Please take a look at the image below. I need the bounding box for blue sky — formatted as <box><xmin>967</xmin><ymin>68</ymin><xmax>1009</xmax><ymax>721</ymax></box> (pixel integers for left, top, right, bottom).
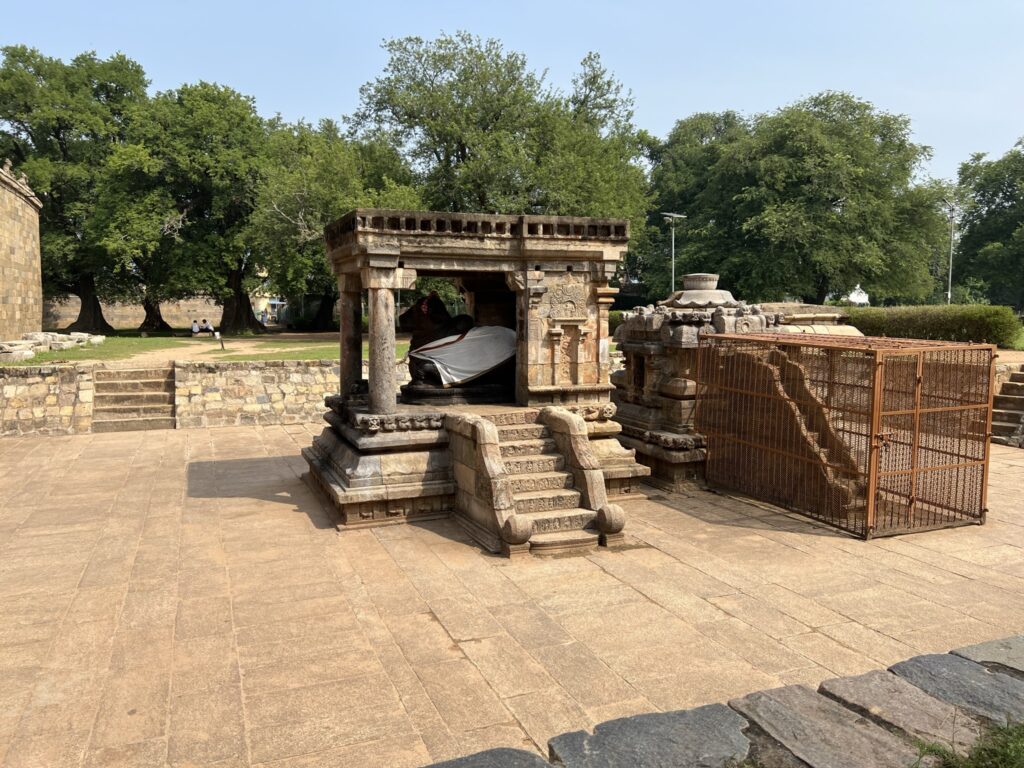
<box><xmin>4</xmin><ymin>0</ymin><xmax>1021</xmax><ymax>181</ymax></box>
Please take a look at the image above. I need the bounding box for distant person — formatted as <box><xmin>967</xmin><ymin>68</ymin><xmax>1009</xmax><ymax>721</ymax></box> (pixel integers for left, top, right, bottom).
<box><xmin>191</xmin><ymin>319</ymin><xmax>200</xmax><ymax>335</ymax></box>
<box><xmin>199</xmin><ymin>319</ymin><xmax>214</xmax><ymax>335</ymax></box>
<box><xmin>260</xmin><ymin>308</ymin><xmax>268</xmax><ymax>325</ymax></box>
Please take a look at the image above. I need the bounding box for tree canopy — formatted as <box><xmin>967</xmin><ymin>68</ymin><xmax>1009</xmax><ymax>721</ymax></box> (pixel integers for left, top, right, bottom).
<box><xmin>1</xmin><ymin>37</ymin><xmax>1019</xmax><ymax>334</ymax></box>
<box><xmin>957</xmin><ymin>140</ymin><xmax>1024</xmax><ymax>310</ymax></box>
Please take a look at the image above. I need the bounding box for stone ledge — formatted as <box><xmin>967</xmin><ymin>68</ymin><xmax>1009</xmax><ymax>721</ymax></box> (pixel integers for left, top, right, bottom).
<box><xmin>423</xmin><ymin>634</ymin><xmax>1024</xmax><ymax>767</ymax></box>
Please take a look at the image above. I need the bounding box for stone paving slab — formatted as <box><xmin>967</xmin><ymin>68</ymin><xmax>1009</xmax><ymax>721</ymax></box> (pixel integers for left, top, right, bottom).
<box><xmin>952</xmin><ymin>635</ymin><xmax>1024</xmax><ymax>676</ymax></box>
<box><xmin>548</xmin><ymin>704</ymin><xmax>749</xmax><ymax>768</ymax></box>
<box><xmin>889</xmin><ymin>652</ymin><xmax>1024</xmax><ymax>723</ymax></box>
<box><xmin>730</xmin><ymin>684</ymin><xmax>921</xmax><ymax>768</ymax></box>
<box><xmin>819</xmin><ymin>669</ymin><xmax>981</xmax><ymax>754</ymax></box>
<box><xmin>0</xmin><ymin>429</ymin><xmax>1022</xmax><ymax>767</ymax></box>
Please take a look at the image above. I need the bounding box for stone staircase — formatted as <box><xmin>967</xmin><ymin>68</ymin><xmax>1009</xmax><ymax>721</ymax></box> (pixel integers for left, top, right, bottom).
<box><xmin>486</xmin><ymin>410</ymin><xmax>601</xmax><ymax>554</ymax></box>
<box><xmin>92</xmin><ymin>365</ymin><xmax>176</xmax><ymax>433</ymax></box>
<box><xmin>993</xmin><ymin>364</ymin><xmax>1024</xmax><ymax>447</ymax></box>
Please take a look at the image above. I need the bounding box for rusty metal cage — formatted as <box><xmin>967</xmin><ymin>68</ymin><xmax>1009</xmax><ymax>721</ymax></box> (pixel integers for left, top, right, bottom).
<box><xmin>695</xmin><ymin>333</ymin><xmax>995</xmax><ymax>538</ymax></box>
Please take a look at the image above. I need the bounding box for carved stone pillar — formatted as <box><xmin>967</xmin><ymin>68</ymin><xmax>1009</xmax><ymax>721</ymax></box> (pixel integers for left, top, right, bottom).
<box><xmin>362</xmin><ymin>265</ymin><xmax>416</xmax><ymax>414</ymax></box>
<box><xmin>338</xmin><ymin>273</ymin><xmax>362</xmax><ymax>397</ymax></box>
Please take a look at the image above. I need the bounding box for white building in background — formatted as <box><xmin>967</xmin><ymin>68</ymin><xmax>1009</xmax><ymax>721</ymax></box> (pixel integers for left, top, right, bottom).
<box><xmin>844</xmin><ymin>285</ymin><xmax>870</xmax><ymax>306</ymax></box>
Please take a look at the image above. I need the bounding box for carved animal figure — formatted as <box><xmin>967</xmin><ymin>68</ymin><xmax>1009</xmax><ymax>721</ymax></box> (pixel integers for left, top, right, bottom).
<box><xmin>399</xmin><ymin>292</ymin><xmax>474</xmax><ymax>385</ymax></box>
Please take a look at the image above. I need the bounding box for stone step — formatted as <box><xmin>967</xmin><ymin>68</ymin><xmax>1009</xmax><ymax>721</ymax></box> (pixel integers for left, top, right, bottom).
<box><xmin>92</xmin><ymin>416</ymin><xmax>176</xmax><ymax>433</ymax></box>
<box><xmin>94</xmin><ymin>367</ymin><xmax>173</xmax><ymax>382</ymax></box>
<box><xmin>504</xmin><ymin>455</ymin><xmax>565</xmax><ymax>475</ymax></box>
<box><xmin>93</xmin><ymin>404</ymin><xmax>175</xmax><ymax>420</ymax></box>
<box><xmin>94</xmin><ymin>392</ymin><xmax>174</xmax><ymax>406</ymax></box>
<box><xmin>1011</xmin><ymin>371</ymin><xmax>1024</xmax><ymax>382</ymax></box>
<box><xmin>994</xmin><ymin>393</ymin><xmax>1024</xmax><ymax>410</ymax></box>
<box><xmin>481</xmin><ymin>409</ymin><xmax>542</xmax><ymax>426</ymax></box>
<box><xmin>992</xmin><ymin>421</ymin><xmax>1021</xmax><ymax>437</ymax></box>
<box><xmin>94</xmin><ymin>378</ymin><xmax>175</xmax><ymax>394</ymax></box>
<box><xmin>1002</xmin><ymin>381</ymin><xmax>1024</xmax><ymax>396</ymax></box>
<box><xmin>508</xmin><ymin>471</ymin><xmax>574</xmax><ymax>494</ymax></box>
<box><xmin>496</xmin><ymin>423</ymin><xmax>548</xmax><ymax>440</ymax></box>
<box><xmin>521</xmin><ymin>507</ymin><xmax>596</xmax><ymax>534</ymax></box>
<box><xmin>499</xmin><ymin>438</ymin><xmax>557</xmax><ymax>458</ymax></box>
<box><xmin>528</xmin><ymin>528</ymin><xmax>599</xmax><ymax>554</ymax></box>
<box><xmin>513</xmin><ymin>488</ymin><xmax>581</xmax><ymax>515</ymax></box>
<box><xmin>993</xmin><ymin>408</ymin><xmax>1024</xmax><ymax>425</ymax></box>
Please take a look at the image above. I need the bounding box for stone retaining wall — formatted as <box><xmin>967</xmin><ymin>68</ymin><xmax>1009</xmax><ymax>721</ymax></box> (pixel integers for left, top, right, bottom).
<box><xmin>173</xmin><ymin>360</ymin><xmax>339</xmax><ymax>428</ymax></box>
<box><xmin>0</xmin><ymin>160</ymin><xmax>43</xmax><ymax>339</ymax></box>
<box><xmin>44</xmin><ymin>297</ymin><xmax>226</xmax><ymax>331</ymax></box>
<box><xmin>0</xmin><ymin>365</ymin><xmax>93</xmax><ymax>436</ymax></box>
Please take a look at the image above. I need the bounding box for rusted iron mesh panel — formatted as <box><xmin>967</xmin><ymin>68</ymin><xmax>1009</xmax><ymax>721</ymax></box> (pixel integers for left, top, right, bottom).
<box><xmin>695</xmin><ymin>334</ymin><xmax>993</xmax><ymax>538</ymax></box>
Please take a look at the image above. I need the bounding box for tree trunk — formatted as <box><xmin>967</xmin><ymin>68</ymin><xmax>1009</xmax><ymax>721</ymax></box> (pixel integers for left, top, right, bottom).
<box><xmin>138</xmin><ymin>296</ymin><xmax>172</xmax><ymax>332</ymax></box>
<box><xmin>218</xmin><ymin>268</ymin><xmax>266</xmax><ymax>335</ymax></box>
<box><xmin>309</xmin><ymin>287</ymin><xmax>339</xmax><ymax>331</ymax></box>
<box><xmin>66</xmin><ymin>274</ymin><xmax>115</xmax><ymax>334</ymax></box>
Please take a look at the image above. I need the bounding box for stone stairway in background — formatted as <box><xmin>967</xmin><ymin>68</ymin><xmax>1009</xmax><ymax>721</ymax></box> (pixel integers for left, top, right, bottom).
<box><xmin>92</xmin><ymin>365</ymin><xmax>176</xmax><ymax>433</ymax></box>
<box><xmin>992</xmin><ymin>364</ymin><xmax>1024</xmax><ymax>447</ymax></box>
<box><xmin>485</xmin><ymin>410</ymin><xmax>601</xmax><ymax>554</ymax></box>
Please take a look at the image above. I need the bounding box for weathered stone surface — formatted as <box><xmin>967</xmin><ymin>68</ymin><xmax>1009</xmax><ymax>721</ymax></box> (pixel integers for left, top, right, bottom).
<box><xmin>548</xmin><ymin>704</ymin><xmax>749</xmax><ymax>768</ymax></box>
<box><xmin>426</xmin><ymin>747</ymin><xmax>550</xmax><ymax>767</ymax></box>
<box><xmin>0</xmin><ymin>159</ymin><xmax>42</xmax><ymax>339</ymax></box>
<box><xmin>819</xmin><ymin>669</ymin><xmax>981</xmax><ymax>754</ymax></box>
<box><xmin>890</xmin><ymin>653</ymin><xmax>1024</xmax><ymax>723</ymax></box>
<box><xmin>952</xmin><ymin>635</ymin><xmax>1024</xmax><ymax>676</ymax></box>
<box><xmin>730</xmin><ymin>685</ymin><xmax>921</xmax><ymax>768</ymax></box>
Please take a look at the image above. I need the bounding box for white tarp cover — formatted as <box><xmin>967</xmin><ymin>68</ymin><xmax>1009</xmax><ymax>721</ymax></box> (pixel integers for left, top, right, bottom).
<box><xmin>409</xmin><ymin>326</ymin><xmax>516</xmax><ymax>387</ymax></box>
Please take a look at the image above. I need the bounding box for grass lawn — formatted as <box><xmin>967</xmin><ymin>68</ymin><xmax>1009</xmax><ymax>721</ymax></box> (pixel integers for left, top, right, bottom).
<box><xmin>210</xmin><ymin>340</ymin><xmax>411</xmax><ymax>362</ymax></box>
<box><xmin>1</xmin><ymin>336</ymin><xmax>191</xmax><ymax>367</ymax></box>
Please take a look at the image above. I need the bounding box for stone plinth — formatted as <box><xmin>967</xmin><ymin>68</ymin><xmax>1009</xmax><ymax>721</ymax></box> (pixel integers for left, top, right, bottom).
<box><xmin>0</xmin><ymin>160</ymin><xmax>43</xmax><ymax>339</ymax></box>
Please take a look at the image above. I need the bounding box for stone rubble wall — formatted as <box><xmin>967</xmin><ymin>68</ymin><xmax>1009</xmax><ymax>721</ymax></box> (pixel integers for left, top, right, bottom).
<box><xmin>0</xmin><ymin>161</ymin><xmax>43</xmax><ymax>339</ymax></box>
<box><xmin>172</xmin><ymin>361</ymin><xmax>339</xmax><ymax>429</ymax></box>
<box><xmin>0</xmin><ymin>365</ymin><xmax>93</xmax><ymax>436</ymax></box>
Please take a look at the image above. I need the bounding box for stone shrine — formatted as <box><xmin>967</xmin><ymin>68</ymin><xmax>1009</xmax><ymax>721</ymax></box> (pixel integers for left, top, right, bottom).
<box><xmin>303</xmin><ymin>210</ymin><xmax>650</xmax><ymax>556</ymax></box>
<box><xmin>612</xmin><ymin>274</ymin><xmax>864</xmax><ymax>489</ymax></box>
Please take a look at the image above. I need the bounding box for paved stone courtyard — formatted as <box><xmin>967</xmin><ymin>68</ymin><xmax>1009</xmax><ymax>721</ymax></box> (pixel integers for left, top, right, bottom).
<box><xmin>0</xmin><ymin>426</ymin><xmax>1021</xmax><ymax>767</ymax></box>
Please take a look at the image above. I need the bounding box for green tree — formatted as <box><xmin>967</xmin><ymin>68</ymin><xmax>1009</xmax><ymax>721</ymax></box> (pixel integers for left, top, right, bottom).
<box><xmin>957</xmin><ymin>140</ymin><xmax>1024</xmax><ymax>310</ymax></box>
<box><xmin>248</xmin><ymin>119</ymin><xmax>421</xmax><ymax>329</ymax></box>
<box><xmin>107</xmin><ymin>82</ymin><xmax>268</xmax><ymax>334</ymax></box>
<box><xmin>0</xmin><ymin>46</ymin><xmax>148</xmax><ymax>332</ymax></box>
<box><xmin>651</xmin><ymin>93</ymin><xmax>943</xmax><ymax>304</ymax></box>
<box><xmin>352</xmin><ymin>33</ymin><xmax>651</xmax><ymax>252</ymax></box>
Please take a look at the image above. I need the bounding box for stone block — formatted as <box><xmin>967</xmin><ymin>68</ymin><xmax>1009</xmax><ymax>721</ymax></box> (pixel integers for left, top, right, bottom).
<box><xmin>424</xmin><ymin>749</ymin><xmax>549</xmax><ymax>767</ymax></box>
<box><xmin>952</xmin><ymin>635</ymin><xmax>1024</xmax><ymax>676</ymax></box>
<box><xmin>549</xmin><ymin>704</ymin><xmax>749</xmax><ymax>768</ymax></box>
<box><xmin>819</xmin><ymin>669</ymin><xmax>980</xmax><ymax>754</ymax></box>
<box><xmin>730</xmin><ymin>685</ymin><xmax>920</xmax><ymax>768</ymax></box>
<box><xmin>889</xmin><ymin>653</ymin><xmax>1024</xmax><ymax>723</ymax></box>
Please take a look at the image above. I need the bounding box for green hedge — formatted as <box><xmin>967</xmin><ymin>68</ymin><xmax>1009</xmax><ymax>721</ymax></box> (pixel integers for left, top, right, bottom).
<box><xmin>846</xmin><ymin>305</ymin><xmax>1022</xmax><ymax>347</ymax></box>
<box><xmin>608</xmin><ymin>310</ymin><xmax>625</xmax><ymax>335</ymax></box>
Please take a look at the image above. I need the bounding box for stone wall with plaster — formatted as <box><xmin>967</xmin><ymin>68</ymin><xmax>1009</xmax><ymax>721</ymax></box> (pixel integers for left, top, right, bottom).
<box><xmin>0</xmin><ymin>161</ymin><xmax>43</xmax><ymax>339</ymax></box>
<box><xmin>44</xmin><ymin>297</ymin><xmax>226</xmax><ymax>331</ymax></box>
<box><xmin>0</xmin><ymin>365</ymin><xmax>93</xmax><ymax>436</ymax></box>
<box><xmin>173</xmin><ymin>361</ymin><xmax>339</xmax><ymax>428</ymax></box>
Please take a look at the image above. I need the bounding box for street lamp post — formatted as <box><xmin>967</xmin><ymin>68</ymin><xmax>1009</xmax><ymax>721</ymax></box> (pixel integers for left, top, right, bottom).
<box><xmin>662</xmin><ymin>212</ymin><xmax>686</xmax><ymax>293</ymax></box>
<box><xmin>940</xmin><ymin>198</ymin><xmax>956</xmax><ymax>304</ymax></box>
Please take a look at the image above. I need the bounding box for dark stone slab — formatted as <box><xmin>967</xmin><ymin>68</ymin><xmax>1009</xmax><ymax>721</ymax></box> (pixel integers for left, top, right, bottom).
<box><xmin>548</xmin><ymin>704</ymin><xmax>749</xmax><ymax>768</ymax></box>
<box><xmin>890</xmin><ymin>653</ymin><xmax>1024</xmax><ymax>723</ymax></box>
<box><xmin>426</xmin><ymin>748</ymin><xmax>550</xmax><ymax>768</ymax></box>
<box><xmin>820</xmin><ymin>669</ymin><xmax>981</xmax><ymax>755</ymax></box>
<box><xmin>952</xmin><ymin>635</ymin><xmax>1024</xmax><ymax>676</ymax></box>
<box><xmin>730</xmin><ymin>685</ymin><xmax>920</xmax><ymax>768</ymax></box>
